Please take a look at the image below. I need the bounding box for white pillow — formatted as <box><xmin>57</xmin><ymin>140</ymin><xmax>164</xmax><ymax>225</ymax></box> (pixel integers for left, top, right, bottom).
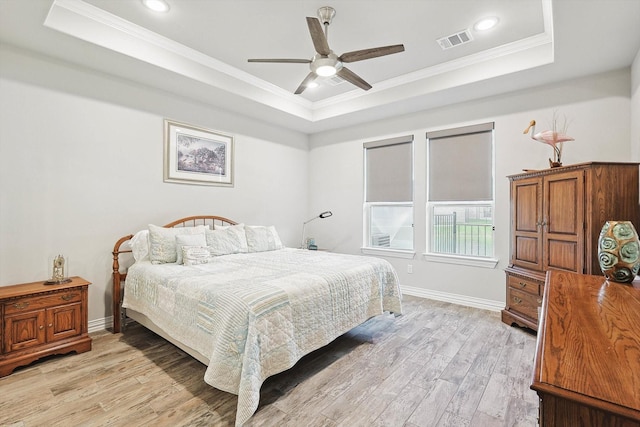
<box><xmin>182</xmin><ymin>246</ymin><xmax>214</xmax><ymax>266</ymax></box>
<box><xmin>175</xmin><ymin>233</ymin><xmax>207</xmax><ymax>264</ymax></box>
<box><xmin>130</xmin><ymin>229</ymin><xmax>150</xmax><ymax>262</ymax></box>
<box><xmin>245</xmin><ymin>225</ymin><xmax>283</xmax><ymax>252</ymax></box>
<box><xmin>148</xmin><ymin>224</ymin><xmax>209</xmax><ymax>264</ymax></box>
<box><xmin>205</xmin><ymin>224</ymin><xmax>248</xmax><ymax>256</ymax></box>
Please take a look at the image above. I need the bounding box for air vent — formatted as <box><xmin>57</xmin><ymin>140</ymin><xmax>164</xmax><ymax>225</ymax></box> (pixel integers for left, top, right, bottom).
<box><xmin>326</xmin><ymin>75</ymin><xmax>345</xmax><ymax>86</ymax></box>
<box><xmin>437</xmin><ymin>29</ymin><xmax>473</xmax><ymax>50</ymax></box>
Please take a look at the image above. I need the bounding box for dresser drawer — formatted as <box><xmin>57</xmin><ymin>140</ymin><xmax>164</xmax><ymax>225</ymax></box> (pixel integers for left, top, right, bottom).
<box><xmin>508</xmin><ymin>287</ymin><xmax>542</xmax><ymax>320</ymax></box>
<box><xmin>4</xmin><ymin>289</ymin><xmax>82</xmax><ymax>315</ymax></box>
<box><xmin>508</xmin><ymin>274</ymin><xmax>541</xmax><ymax>296</ymax></box>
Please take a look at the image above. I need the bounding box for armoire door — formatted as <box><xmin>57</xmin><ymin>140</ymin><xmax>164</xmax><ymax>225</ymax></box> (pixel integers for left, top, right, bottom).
<box><xmin>511</xmin><ymin>176</ymin><xmax>544</xmax><ymax>271</ymax></box>
<box><xmin>543</xmin><ymin>170</ymin><xmax>585</xmax><ymax>273</ymax></box>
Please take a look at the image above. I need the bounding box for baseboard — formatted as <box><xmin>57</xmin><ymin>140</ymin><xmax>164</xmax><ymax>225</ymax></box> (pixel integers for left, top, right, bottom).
<box><xmin>401</xmin><ymin>285</ymin><xmax>504</xmax><ymax>312</ymax></box>
<box><xmin>89</xmin><ymin>316</ymin><xmax>112</xmax><ymax>333</ymax></box>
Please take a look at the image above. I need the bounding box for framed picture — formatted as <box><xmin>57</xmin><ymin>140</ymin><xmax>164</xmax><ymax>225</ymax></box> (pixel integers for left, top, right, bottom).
<box><xmin>164</xmin><ymin>120</ymin><xmax>234</xmax><ymax>187</ymax></box>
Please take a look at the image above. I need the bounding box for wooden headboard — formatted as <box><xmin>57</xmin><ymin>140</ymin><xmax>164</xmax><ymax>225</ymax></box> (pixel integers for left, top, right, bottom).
<box><xmin>111</xmin><ymin>215</ymin><xmax>237</xmax><ymax>333</ymax></box>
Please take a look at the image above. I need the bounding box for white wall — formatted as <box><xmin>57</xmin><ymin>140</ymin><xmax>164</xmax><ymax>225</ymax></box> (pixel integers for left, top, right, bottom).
<box><xmin>309</xmin><ymin>68</ymin><xmax>634</xmax><ymax>305</ymax></box>
<box><xmin>0</xmin><ymin>46</ymin><xmax>309</xmax><ymax>326</ymax></box>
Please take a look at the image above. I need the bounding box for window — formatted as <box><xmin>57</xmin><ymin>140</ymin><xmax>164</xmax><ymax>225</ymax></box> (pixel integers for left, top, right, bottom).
<box><xmin>426</xmin><ymin>123</ymin><xmax>494</xmax><ymax>259</ymax></box>
<box><xmin>363</xmin><ymin>135</ymin><xmax>414</xmax><ymax>253</ymax></box>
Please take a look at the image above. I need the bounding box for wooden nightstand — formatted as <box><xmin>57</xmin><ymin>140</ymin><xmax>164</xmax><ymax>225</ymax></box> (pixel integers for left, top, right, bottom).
<box><xmin>0</xmin><ymin>276</ymin><xmax>92</xmax><ymax>377</ymax></box>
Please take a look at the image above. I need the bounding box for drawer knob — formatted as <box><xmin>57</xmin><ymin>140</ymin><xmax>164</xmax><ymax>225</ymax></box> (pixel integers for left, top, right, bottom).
<box><xmin>39</xmin><ymin>325</ymin><xmax>44</xmax><ymax>330</ymax></box>
<box><xmin>12</xmin><ymin>302</ymin><xmax>29</xmax><ymax>309</ymax></box>
<box><xmin>513</xmin><ymin>297</ymin><xmax>523</xmax><ymax>304</ymax></box>
<box><xmin>61</xmin><ymin>293</ymin><xmax>78</xmax><ymax>301</ymax></box>
<box><xmin>518</xmin><ymin>282</ymin><xmax>527</xmax><ymax>288</ymax></box>
<box><xmin>48</xmin><ymin>323</ymin><xmax>53</xmax><ymax>328</ymax></box>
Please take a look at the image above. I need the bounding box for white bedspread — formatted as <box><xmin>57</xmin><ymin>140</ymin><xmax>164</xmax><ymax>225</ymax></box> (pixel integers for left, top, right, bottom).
<box><xmin>123</xmin><ymin>248</ymin><xmax>402</xmax><ymax>426</ymax></box>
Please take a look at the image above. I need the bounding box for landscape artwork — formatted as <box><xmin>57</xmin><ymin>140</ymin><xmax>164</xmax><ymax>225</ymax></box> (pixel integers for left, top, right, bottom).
<box><xmin>164</xmin><ymin>120</ymin><xmax>234</xmax><ymax>187</ymax></box>
<box><xmin>176</xmin><ymin>134</ymin><xmax>226</xmax><ymax>176</ymax></box>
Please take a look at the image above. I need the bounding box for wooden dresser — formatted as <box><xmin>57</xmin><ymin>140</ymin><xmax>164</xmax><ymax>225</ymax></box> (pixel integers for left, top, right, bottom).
<box><xmin>0</xmin><ymin>276</ymin><xmax>92</xmax><ymax>377</ymax></box>
<box><xmin>532</xmin><ymin>270</ymin><xmax>640</xmax><ymax>426</ymax></box>
<box><xmin>503</xmin><ymin>162</ymin><xmax>640</xmax><ymax>331</ymax></box>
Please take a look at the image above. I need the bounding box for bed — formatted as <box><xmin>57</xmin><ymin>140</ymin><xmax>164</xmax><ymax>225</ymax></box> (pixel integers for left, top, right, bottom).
<box><xmin>112</xmin><ymin>215</ymin><xmax>403</xmax><ymax>426</ymax></box>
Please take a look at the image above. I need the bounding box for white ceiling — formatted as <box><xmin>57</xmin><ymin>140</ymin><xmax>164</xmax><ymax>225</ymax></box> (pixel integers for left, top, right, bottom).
<box><xmin>1</xmin><ymin>0</ymin><xmax>639</xmax><ymax>134</ymax></box>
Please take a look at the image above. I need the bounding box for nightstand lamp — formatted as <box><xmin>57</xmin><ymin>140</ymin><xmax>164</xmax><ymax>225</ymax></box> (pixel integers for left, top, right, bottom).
<box><xmin>300</xmin><ymin>211</ymin><xmax>332</xmax><ymax>249</ymax></box>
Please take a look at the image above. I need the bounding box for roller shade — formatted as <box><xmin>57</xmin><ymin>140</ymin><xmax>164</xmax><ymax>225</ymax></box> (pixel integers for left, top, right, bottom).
<box><xmin>427</xmin><ymin>123</ymin><xmax>493</xmax><ymax>202</ymax></box>
<box><xmin>364</xmin><ymin>135</ymin><xmax>413</xmax><ymax>202</ymax></box>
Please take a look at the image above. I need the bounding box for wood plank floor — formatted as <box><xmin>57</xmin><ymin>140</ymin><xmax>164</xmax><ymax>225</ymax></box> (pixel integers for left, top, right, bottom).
<box><xmin>0</xmin><ymin>296</ymin><xmax>539</xmax><ymax>427</ymax></box>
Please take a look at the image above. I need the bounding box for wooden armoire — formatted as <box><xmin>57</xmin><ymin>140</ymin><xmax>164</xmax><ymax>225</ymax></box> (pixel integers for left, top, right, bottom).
<box><xmin>502</xmin><ymin>162</ymin><xmax>640</xmax><ymax>331</ymax></box>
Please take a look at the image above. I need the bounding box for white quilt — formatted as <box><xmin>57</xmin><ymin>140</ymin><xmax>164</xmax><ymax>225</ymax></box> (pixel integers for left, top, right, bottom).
<box><xmin>123</xmin><ymin>248</ymin><xmax>403</xmax><ymax>426</ymax></box>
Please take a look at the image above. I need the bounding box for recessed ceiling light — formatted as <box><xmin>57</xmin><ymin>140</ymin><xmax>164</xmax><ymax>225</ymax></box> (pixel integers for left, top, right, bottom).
<box><xmin>307</xmin><ymin>81</ymin><xmax>319</xmax><ymax>89</ymax></box>
<box><xmin>142</xmin><ymin>0</ymin><xmax>170</xmax><ymax>13</ymax></box>
<box><xmin>474</xmin><ymin>17</ymin><xmax>499</xmax><ymax>31</ymax></box>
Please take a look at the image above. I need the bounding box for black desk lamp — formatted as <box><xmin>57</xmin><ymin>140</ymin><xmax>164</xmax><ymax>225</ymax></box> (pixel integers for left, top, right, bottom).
<box><xmin>300</xmin><ymin>211</ymin><xmax>333</xmax><ymax>249</ymax></box>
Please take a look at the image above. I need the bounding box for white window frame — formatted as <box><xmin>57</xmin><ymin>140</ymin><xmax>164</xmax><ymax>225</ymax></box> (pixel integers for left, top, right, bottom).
<box><xmin>362</xmin><ymin>135</ymin><xmax>415</xmax><ymax>258</ymax></box>
<box><xmin>424</xmin><ymin>124</ymin><xmax>498</xmax><ymax>268</ymax></box>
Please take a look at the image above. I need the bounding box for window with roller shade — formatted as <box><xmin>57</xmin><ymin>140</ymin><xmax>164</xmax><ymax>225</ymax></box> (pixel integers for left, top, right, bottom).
<box><xmin>363</xmin><ymin>135</ymin><xmax>414</xmax><ymax>252</ymax></box>
<box><xmin>426</xmin><ymin>123</ymin><xmax>494</xmax><ymax>258</ymax></box>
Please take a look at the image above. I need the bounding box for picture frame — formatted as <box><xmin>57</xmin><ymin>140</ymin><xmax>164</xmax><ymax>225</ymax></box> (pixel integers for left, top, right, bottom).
<box><xmin>164</xmin><ymin>119</ymin><xmax>234</xmax><ymax>187</ymax></box>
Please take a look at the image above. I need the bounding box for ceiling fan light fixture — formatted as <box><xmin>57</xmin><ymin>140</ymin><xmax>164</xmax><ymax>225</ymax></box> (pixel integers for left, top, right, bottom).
<box><xmin>311</xmin><ymin>53</ymin><xmax>342</xmax><ymax>77</ymax></box>
<box><xmin>316</xmin><ymin>65</ymin><xmax>337</xmax><ymax>77</ymax></box>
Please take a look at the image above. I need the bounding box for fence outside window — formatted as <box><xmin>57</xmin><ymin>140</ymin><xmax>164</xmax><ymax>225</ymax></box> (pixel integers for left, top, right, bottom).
<box><xmin>431</xmin><ymin>204</ymin><xmax>493</xmax><ymax>257</ymax></box>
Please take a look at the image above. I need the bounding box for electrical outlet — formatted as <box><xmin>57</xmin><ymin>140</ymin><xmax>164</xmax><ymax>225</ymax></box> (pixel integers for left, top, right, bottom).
<box><xmin>407</xmin><ymin>264</ymin><xmax>413</xmax><ymax>274</ymax></box>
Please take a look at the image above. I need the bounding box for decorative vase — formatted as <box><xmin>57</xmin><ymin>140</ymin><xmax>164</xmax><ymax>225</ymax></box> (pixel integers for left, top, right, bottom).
<box><xmin>598</xmin><ymin>221</ymin><xmax>640</xmax><ymax>283</ymax></box>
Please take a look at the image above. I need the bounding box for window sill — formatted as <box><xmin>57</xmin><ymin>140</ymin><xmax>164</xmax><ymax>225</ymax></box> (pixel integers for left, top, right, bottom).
<box><xmin>422</xmin><ymin>253</ymin><xmax>499</xmax><ymax>269</ymax></box>
<box><xmin>361</xmin><ymin>247</ymin><xmax>416</xmax><ymax>259</ymax></box>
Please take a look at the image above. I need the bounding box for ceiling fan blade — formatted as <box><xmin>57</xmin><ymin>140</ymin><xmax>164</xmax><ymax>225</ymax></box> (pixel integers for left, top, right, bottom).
<box><xmin>294</xmin><ymin>72</ymin><xmax>318</xmax><ymax>95</ymax></box>
<box><xmin>306</xmin><ymin>17</ymin><xmax>331</xmax><ymax>56</ymax></box>
<box><xmin>337</xmin><ymin>67</ymin><xmax>372</xmax><ymax>91</ymax></box>
<box><xmin>339</xmin><ymin>44</ymin><xmax>405</xmax><ymax>63</ymax></box>
<box><xmin>248</xmin><ymin>58</ymin><xmax>311</xmax><ymax>63</ymax></box>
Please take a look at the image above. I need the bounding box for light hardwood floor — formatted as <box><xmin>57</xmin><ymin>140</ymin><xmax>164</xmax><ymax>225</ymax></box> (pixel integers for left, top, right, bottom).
<box><xmin>0</xmin><ymin>296</ymin><xmax>539</xmax><ymax>427</ymax></box>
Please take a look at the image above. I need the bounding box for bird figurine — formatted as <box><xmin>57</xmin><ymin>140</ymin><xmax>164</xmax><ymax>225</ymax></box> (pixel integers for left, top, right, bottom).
<box><xmin>523</xmin><ymin>119</ymin><xmax>574</xmax><ymax>167</ymax></box>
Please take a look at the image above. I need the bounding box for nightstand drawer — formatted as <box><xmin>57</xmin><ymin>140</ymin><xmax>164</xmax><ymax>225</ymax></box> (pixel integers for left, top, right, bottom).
<box><xmin>4</xmin><ymin>289</ymin><xmax>82</xmax><ymax>315</ymax></box>
<box><xmin>508</xmin><ymin>288</ymin><xmax>542</xmax><ymax>320</ymax></box>
<box><xmin>508</xmin><ymin>275</ymin><xmax>541</xmax><ymax>296</ymax></box>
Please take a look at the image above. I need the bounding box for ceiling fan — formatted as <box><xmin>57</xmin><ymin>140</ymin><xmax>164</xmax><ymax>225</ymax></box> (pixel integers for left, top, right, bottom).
<box><xmin>248</xmin><ymin>6</ymin><xmax>405</xmax><ymax>95</ymax></box>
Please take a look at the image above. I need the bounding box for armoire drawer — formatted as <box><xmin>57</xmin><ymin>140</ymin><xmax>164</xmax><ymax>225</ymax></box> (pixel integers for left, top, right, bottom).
<box><xmin>507</xmin><ymin>275</ymin><xmax>541</xmax><ymax>296</ymax></box>
<box><xmin>507</xmin><ymin>287</ymin><xmax>542</xmax><ymax>320</ymax></box>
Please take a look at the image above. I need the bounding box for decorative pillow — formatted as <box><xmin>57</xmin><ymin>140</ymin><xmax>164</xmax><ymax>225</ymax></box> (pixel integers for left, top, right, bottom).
<box><xmin>175</xmin><ymin>233</ymin><xmax>207</xmax><ymax>264</ymax></box>
<box><xmin>182</xmin><ymin>246</ymin><xmax>214</xmax><ymax>266</ymax></box>
<box><xmin>245</xmin><ymin>225</ymin><xmax>284</xmax><ymax>252</ymax></box>
<box><xmin>205</xmin><ymin>224</ymin><xmax>248</xmax><ymax>256</ymax></box>
<box><xmin>130</xmin><ymin>229</ymin><xmax>150</xmax><ymax>262</ymax></box>
<box><xmin>148</xmin><ymin>224</ymin><xmax>209</xmax><ymax>264</ymax></box>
